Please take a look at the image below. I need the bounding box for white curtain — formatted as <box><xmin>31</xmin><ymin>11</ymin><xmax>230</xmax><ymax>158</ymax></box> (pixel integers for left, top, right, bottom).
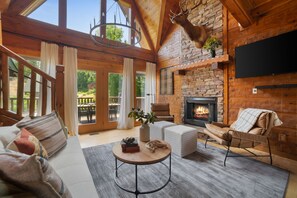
<box><xmin>145</xmin><ymin>62</ymin><xmax>156</xmax><ymax>113</ymax></box>
<box><xmin>117</xmin><ymin>58</ymin><xmax>134</xmax><ymax>129</ymax></box>
<box><xmin>63</xmin><ymin>46</ymin><xmax>78</xmax><ymax>136</ymax></box>
<box><xmin>39</xmin><ymin>42</ymin><xmax>59</xmax><ymax>115</ymax></box>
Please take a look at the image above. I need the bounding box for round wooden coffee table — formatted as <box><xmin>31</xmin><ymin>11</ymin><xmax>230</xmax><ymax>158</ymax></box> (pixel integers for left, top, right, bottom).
<box><xmin>112</xmin><ymin>140</ymin><xmax>171</xmax><ymax>197</ymax></box>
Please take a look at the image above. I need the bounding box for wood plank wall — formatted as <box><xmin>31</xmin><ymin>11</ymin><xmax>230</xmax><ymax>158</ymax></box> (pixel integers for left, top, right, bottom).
<box><xmin>157</xmin><ymin>0</ymin><xmax>297</xmax><ymax>159</ymax></box>
<box><xmin>226</xmin><ymin>0</ymin><xmax>297</xmax><ymax>159</ymax></box>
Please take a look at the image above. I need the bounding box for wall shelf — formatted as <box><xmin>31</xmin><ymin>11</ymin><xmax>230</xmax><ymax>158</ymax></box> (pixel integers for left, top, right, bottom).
<box><xmin>170</xmin><ymin>54</ymin><xmax>230</xmax><ymax>72</ymax></box>
<box><xmin>255</xmin><ymin>84</ymin><xmax>297</xmax><ymax>89</ymax></box>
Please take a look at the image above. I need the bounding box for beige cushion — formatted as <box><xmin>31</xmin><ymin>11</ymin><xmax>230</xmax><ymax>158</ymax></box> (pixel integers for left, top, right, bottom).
<box><xmin>205</xmin><ymin>123</ymin><xmax>230</xmax><ymax>141</ymax></box>
<box><xmin>0</xmin><ymin>151</ymin><xmax>72</xmax><ymax>198</ymax></box>
<box><xmin>7</xmin><ymin>128</ymin><xmax>48</xmax><ymax>159</ymax></box>
<box><xmin>255</xmin><ymin>112</ymin><xmax>270</xmax><ymax>129</ymax></box>
<box><xmin>16</xmin><ymin>111</ymin><xmax>67</xmax><ymax>157</ymax></box>
<box><xmin>248</xmin><ymin>127</ymin><xmax>263</xmax><ymax>135</ymax></box>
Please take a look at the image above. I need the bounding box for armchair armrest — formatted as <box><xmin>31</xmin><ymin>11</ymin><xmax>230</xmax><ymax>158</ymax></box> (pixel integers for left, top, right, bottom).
<box><xmin>211</xmin><ymin>122</ymin><xmax>230</xmax><ymax>128</ymax></box>
<box><xmin>228</xmin><ymin>130</ymin><xmax>268</xmax><ymax>143</ymax></box>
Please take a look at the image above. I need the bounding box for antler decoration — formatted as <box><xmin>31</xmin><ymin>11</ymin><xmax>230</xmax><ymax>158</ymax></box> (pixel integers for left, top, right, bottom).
<box><xmin>169</xmin><ymin>0</ymin><xmax>208</xmax><ymax>48</ymax></box>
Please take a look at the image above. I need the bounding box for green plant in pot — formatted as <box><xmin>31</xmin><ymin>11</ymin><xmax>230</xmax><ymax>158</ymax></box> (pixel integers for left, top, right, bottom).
<box><xmin>128</xmin><ymin>108</ymin><xmax>156</xmax><ymax>142</ymax></box>
<box><xmin>203</xmin><ymin>37</ymin><xmax>222</xmax><ymax>58</ymax></box>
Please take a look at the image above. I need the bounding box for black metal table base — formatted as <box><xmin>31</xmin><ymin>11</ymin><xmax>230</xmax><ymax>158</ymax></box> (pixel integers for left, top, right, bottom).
<box><xmin>114</xmin><ymin>154</ymin><xmax>171</xmax><ymax>197</ymax></box>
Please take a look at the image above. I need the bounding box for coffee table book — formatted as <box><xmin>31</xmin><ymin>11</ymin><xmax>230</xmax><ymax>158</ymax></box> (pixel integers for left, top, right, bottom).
<box><xmin>120</xmin><ymin>139</ymin><xmax>140</xmax><ymax>153</ymax></box>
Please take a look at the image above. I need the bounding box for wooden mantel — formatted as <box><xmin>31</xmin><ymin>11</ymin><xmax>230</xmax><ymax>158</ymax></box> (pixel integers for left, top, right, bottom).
<box><xmin>169</xmin><ymin>54</ymin><xmax>230</xmax><ymax>72</ymax></box>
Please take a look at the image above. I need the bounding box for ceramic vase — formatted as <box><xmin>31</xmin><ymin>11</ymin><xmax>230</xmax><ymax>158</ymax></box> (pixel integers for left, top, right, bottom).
<box><xmin>139</xmin><ymin>124</ymin><xmax>150</xmax><ymax>142</ymax></box>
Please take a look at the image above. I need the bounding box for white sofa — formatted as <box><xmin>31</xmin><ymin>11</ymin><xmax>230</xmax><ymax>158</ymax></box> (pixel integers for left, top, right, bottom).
<box><xmin>0</xmin><ymin>125</ymin><xmax>98</xmax><ymax>198</ymax></box>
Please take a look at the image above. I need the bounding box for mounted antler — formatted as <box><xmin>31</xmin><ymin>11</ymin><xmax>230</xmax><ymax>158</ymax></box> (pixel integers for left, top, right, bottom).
<box><xmin>169</xmin><ymin>0</ymin><xmax>208</xmax><ymax>48</ymax></box>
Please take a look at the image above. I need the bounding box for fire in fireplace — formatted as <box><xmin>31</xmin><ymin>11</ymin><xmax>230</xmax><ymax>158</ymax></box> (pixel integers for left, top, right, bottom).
<box><xmin>184</xmin><ymin>97</ymin><xmax>217</xmax><ymax>127</ymax></box>
<box><xmin>193</xmin><ymin>105</ymin><xmax>209</xmax><ymax>120</ymax></box>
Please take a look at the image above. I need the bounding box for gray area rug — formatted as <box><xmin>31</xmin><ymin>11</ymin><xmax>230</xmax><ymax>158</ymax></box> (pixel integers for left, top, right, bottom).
<box><xmin>83</xmin><ymin>143</ymin><xmax>289</xmax><ymax>198</ymax></box>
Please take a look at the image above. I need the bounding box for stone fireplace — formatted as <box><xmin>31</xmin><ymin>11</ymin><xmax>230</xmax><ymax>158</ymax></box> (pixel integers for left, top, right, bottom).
<box><xmin>184</xmin><ymin>97</ymin><xmax>217</xmax><ymax>127</ymax></box>
<box><xmin>181</xmin><ymin>67</ymin><xmax>224</xmax><ymax>125</ymax></box>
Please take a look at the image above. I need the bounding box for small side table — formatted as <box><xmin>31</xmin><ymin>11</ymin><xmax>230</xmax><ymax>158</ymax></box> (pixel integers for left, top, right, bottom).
<box><xmin>112</xmin><ymin>141</ymin><xmax>171</xmax><ymax>197</ymax></box>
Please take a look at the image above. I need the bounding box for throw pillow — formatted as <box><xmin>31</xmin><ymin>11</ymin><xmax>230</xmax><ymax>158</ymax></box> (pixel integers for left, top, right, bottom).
<box><xmin>0</xmin><ymin>152</ymin><xmax>72</xmax><ymax>198</ymax></box>
<box><xmin>16</xmin><ymin>111</ymin><xmax>67</xmax><ymax>157</ymax></box>
<box><xmin>7</xmin><ymin>128</ymin><xmax>48</xmax><ymax>159</ymax></box>
<box><xmin>0</xmin><ymin>125</ymin><xmax>20</xmax><ymax>147</ymax></box>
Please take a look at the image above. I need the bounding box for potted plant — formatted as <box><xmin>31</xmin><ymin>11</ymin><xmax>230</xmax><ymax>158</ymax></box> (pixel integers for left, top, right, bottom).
<box><xmin>128</xmin><ymin>108</ymin><xmax>156</xmax><ymax>142</ymax></box>
<box><xmin>203</xmin><ymin>37</ymin><xmax>222</xmax><ymax>58</ymax></box>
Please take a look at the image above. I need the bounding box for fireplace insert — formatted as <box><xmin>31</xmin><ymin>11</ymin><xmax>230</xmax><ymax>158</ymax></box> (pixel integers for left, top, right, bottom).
<box><xmin>184</xmin><ymin>97</ymin><xmax>217</xmax><ymax>127</ymax></box>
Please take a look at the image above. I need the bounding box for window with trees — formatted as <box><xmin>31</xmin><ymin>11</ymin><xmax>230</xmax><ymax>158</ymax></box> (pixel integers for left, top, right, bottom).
<box><xmin>135</xmin><ymin>72</ymin><xmax>145</xmax><ymax>110</ymax></box>
<box><xmin>108</xmin><ymin>73</ymin><xmax>122</xmax><ymax>121</ymax></box>
<box><xmin>77</xmin><ymin>70</ymin><xmax>96</xmax><ymax>124</ymax></box>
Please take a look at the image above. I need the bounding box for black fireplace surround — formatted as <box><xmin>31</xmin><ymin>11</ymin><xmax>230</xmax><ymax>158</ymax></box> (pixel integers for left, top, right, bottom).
<box><xmin>184</xmin><ymin>97</ymin><xmax>217</xmax><ymax>127</ymax></box>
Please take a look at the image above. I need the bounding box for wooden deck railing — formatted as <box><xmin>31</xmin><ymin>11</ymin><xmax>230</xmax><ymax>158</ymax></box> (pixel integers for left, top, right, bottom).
<box><xmin>0</xmin><ymin>45</ymin><xmax>58</xmax><ymax>120</ymax></box>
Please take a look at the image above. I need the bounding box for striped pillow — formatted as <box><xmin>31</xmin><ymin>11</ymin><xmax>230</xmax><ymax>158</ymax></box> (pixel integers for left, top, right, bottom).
<box><xmin>16</xmin><ymin>112</ymin><xmax>67</xmax><ymax>157</ymax></box>
<box><xmin>7</xmin><ymin>128</ymin><xmax>48</xmax><ymax>159</ymax></box>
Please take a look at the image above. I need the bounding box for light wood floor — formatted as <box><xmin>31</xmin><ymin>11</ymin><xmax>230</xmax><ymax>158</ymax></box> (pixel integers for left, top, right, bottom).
<box><xmin>78</xmin><ymin>127</ymin><xmax>297</xmax><ymax>198</ymax></box>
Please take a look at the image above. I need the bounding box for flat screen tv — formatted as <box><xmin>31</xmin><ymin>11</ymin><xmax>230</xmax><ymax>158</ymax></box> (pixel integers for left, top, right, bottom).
<box><xmin>235</xmin><ymin>30</ymin><xmax>297</xmax><ymax>78</ymax></box>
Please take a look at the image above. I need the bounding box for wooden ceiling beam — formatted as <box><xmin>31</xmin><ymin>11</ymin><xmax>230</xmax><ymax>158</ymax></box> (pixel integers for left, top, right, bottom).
<box><xmin>219</xmin><ymin>0</ymin><xmax>254</xmax><ymax>28</ymax></box>
<box><xmin>156</xmin><ymin>0</ymin><xmax>167</xmax><ymax>52</ymax></box>
<box><xmin>2</xmin><ymin>14</ymin><xmax>156</xmax><ymax>62</ymax></box>
<box><xmin>251</xmin><ymin>0</ymin><xmax>293</xmax><ymax>18</ymax></box>
<box><xmin>7</xmin><ymin>0</ymin><xmax>33</xmax><ymax>15</ymax></box>
<box><xmin>0</xmin><ymin>0</ymin><xmax>11</xmax><ymax>13</ymax></box>
<box><xmin>130</xmin><ymin>0</ymin><xmax>156</xmax><ymax>53</ymax></box>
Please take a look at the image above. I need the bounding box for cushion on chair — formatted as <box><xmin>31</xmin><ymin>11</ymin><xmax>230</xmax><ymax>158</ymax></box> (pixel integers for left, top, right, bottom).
<box><xmin>248</xmin><ymin>127</ymin><xmax>263</xmax><ymax>135</ymax></box>
<box><xmin>255</xmin><ymin>112</ymin><xmax>270</xmax><ymax>130</ymax></box>
<box><xmin>205</xmin><ymin>124</ymin><xmax>230</xmax><ymax>141</ymax></box>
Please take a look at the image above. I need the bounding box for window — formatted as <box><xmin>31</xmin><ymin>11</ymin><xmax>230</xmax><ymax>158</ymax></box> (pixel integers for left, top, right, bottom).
<box><xmin>27</xmin><ymin>0</ymin><xmax>58</xmax><ymax>26</ymax></box>
<box><xmin>160</xmin><ymin>68</ymin><xmax>174</xmax><ymax>95</ymax></box>
<box><xmin>67</xmin><ymin>0</ymin><xmax>100</xmax><ymax>34</ymax></box>
<box><xmin>105</xmin><ymin>0</ymin><xmax>131</xmax><ymax>44</ymax></box>
<box><xmin>77</xmin><ymin>70</ymin><xmax>96</xmax><ymax>124</ymax></box>
<box><xmin>108</xmin><ymin>73</ymin><xmax>122</xmax><ymax>121</ymax></box>
<box><xmin>135</xmin><ymin>72</ymin><xmax>145</xmax><ymax>110</ymax></box>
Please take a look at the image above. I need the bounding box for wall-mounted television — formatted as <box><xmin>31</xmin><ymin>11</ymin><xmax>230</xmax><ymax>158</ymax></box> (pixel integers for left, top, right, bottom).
<box><xmin>235</xmin><ymin>30</ymin><xmax>297</xmax><ymax>78</ymax></box>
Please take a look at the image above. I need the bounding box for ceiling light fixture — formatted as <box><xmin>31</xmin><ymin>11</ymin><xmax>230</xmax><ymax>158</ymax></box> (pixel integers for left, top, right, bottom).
<box><xmin>89</xmin><ymin>0</ymin><xmax>141</xmax><ymax>48</ymax></box>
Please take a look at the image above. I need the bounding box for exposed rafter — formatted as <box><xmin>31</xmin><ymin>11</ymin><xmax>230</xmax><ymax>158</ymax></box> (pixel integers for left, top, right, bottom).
<box><xmin>130</xmin><ymin>0</ymin><xmax>156</xmax><ymax>52</ymax></box>
<box><xmin>156</xmin><ymin>0</ymin><xmax>167</xmax><ymax>52</ymax></box>
<box><xmin>7</xmin><ymin>0</ymin><xmax>34</xmax><ymax>15</ymax></box>
<box><xmin>0</xmin><ymin>0</ymin><xmax>11</xmax><ymax>13</ymax></box>
<box><xmin>219</xmin><ymin>0</ymin><xmax>254</xmax><ymax>28</ymax></box>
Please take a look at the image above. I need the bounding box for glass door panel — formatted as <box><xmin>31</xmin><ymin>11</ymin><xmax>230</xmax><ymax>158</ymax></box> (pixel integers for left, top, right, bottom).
<box><xmin>77</xmin><ymin>70</ymin><xmax>96</xmax><ymax>125</ymax></box>
<box><xmin>135</xmin><ymin>72</ymin><xmax>145</xmax><ymax>110</ymax></box>
<box><xmin>108</xmin><ymin>73</ymin><xmax>122</xmax><ymax>122</ymax></box>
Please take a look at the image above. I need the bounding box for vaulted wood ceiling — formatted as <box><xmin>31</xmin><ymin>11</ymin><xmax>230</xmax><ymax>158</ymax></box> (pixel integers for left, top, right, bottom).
<box><xmin>2</xmin><ymin>0</ymin><xmax>294</xmax><ymax>51</ymax></box>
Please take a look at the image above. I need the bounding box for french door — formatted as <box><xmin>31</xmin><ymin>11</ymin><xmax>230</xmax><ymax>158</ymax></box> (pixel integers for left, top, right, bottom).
<box><xmin>77</xmin><ymin>65</ymin><xmax>123</xmax><ymax>134</ymax></box>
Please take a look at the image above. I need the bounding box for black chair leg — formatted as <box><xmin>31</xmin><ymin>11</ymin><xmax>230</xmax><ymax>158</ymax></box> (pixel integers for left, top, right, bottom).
<box><xmin>267</xmin><ymin>138</ymin><xmax>272</xmax><ymax>165</ymax></box>
<box><xmin>224</xmin><ymin>145</ymin><xmax>230</xmax><ymax>166</ymax></box>
<box><xmin>205</xmin><ymin>136</ymin><xmax>209</xmax><ymax>148</ymax></box>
